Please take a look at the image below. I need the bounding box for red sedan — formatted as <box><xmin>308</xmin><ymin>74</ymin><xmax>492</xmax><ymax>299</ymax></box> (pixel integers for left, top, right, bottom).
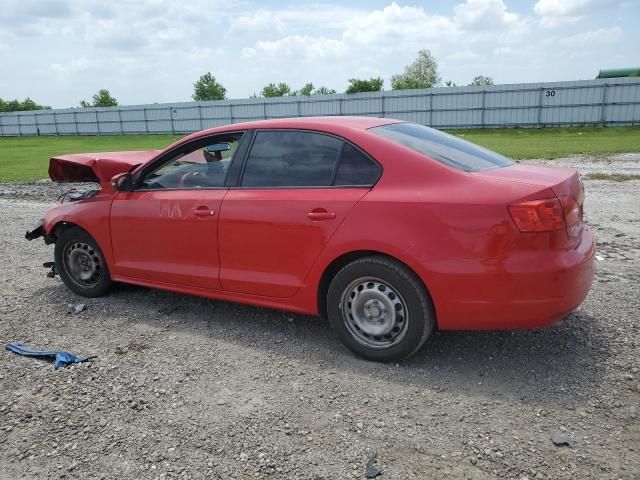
<box><xmin>26</xmin><ymin>117</ymin><xmax>595</xmax><ymax>361</ymax></box>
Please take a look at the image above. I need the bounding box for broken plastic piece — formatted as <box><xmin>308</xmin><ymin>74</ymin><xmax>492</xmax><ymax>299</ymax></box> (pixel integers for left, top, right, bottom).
<box><xmin>43</xmin><ymin>261</ymin><xmax>57</xmax><ymax>278</ymax></box>
<box><xmin>5</xmin><ymin>343</ymin><xmax>95</xmax><ymax>369</ymax></box>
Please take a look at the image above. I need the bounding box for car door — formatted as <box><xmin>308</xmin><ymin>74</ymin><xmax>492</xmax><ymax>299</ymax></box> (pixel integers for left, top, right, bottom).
<box><xmin>218</xmin><ymin>129</ymin><xmax>382</xmax><ymax>298</ymax></box>
<box><xmin>109</xmin><ymin>132</ymin><xmax>247</xmax><ymax>290</ymax></box>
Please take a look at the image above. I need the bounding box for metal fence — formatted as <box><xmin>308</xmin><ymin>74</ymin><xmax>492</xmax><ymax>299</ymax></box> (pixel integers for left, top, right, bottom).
<box><xmin>1</xmin><ymin>77</ymin><xmax>639</xmax><ymax>136</ymax></box>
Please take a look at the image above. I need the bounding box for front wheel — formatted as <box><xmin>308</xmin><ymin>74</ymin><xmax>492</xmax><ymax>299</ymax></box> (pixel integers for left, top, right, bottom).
<box><xmin>54</xmin><ymin>227</ymin><xmax>112</xmax><ymax>298</ymax></box>
<box><xmin>327</xmin><ymin>256</ymin><xmax>434</xmax><ymax>362</ymax></box>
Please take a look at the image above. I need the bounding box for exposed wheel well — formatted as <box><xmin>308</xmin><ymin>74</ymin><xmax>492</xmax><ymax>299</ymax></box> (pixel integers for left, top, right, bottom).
<box><xmin>47</xmin><ymin>221</ymin><xmax>82</xmax><ymax>244</ymax></box>
<box><xmin>317</xmin><ymin>250</ymin><xmax>435</xmax><ymax>324</ymax></box>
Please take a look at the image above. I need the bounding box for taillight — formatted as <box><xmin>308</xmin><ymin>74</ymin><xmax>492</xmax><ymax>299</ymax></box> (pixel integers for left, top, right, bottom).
<box><xmin>509</xmin><ymin>198</ymin><xmax>565</xmax><ymax>232</ymax></box>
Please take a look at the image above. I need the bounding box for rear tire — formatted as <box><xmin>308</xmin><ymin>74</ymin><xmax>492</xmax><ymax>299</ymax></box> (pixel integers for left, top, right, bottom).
<box><xmin>327</xmin><ymin>256</ymin><xmax>434</xmax><ymax>362</ymax></box>
<box><xmin>54</xmin><ymin>227</ymin><xmax>112</xmax><ymax>298</ymax></box>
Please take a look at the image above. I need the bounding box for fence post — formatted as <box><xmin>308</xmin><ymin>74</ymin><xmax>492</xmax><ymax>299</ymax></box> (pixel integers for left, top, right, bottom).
<box><xmin>95</xmin><ymin>110</ymin><xmax>100</xmax><ymax>135</ymax></box>
<box><xmin>262</xmin><ymin>101</ymin><xmax>267</xmax><ymax>120</ymax></box>
<box><xmin>481</xmin><ymin>89</ymin><xmax>486</xmax><ymax>128</ymax></box>
<box><xmin>537</xmin><ymin>87</ymin><xmax>544</xmax><ymax>128</ymax></box>
<box><xmin>117</xmin><ymin>108</ymin><xmax>123</xmax><ymax>134</ymax></box>
<box><xmin>296</xmin><ymin>100</ymin><xmax>301</xmax><ymax>117</ymax></box>
<box><xmin>0</xmin><ymin>115</ymin><xmax>4</xmax><ymax>136</ymax></box>
<box><xmin>34</xmin><ymin>112</ymin><xmax>40</xmax><ymax>136</ymax></box>
<box><xmin>143</xmin><ymin>108</ymin><xmax>149</xmax><ymax>134</ymax></box>
<box><xmin>427</xmin><ymin>92</ymin><xmax>433</xmax><ymax>126</ymax></box>
<box><xmin>229</xmin><ymin>104</ymin><xmax>234</xmax><ymax>124</ymax></box>
<box><xmin>169</xmin><ymin>107</ymin><xmax>175</xmax><ymax>134</ymax></box>
<box><xmin>73</xmin><ymin>110</ymin><xmax>79</xmax><ymax>135</ymax></box>
<box><xmin>381</xmin><ymin>93</ymin><xmax>386</xmax><ymax>118</ymax></box>
<box><xmin>53</xmin><ymin>111</ymin><xmax>58</xmax><ymax>135</ymax></box>
<box><xmin>198</xmin><ymin>104</ymin><xmax>203</xmax><ymax>130</ymax></box>
<box><xmin>600</xmin><ymin>83</ymin><xmax>608</xmax><ymax>127</ymax></box>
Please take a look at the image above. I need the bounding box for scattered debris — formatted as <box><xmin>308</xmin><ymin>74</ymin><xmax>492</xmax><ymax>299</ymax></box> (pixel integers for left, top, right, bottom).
<box><xmin>550</xmin><ymin>431</ymin><xmax>573</xmax><ymax>448</ymax></box>
<box><xmin>157</xmin><ymin>305</ymin><xmax>184</xmax><ymax>315</ymax></box>
<box><xmin>67</xmin><ymin>303</ymin><xmax>86</xmax><ymax>314</ymax></box>
<box><xmin>365</xmin><ymin>453</ymin><xmax>382</xmax><ymax>478</ymax></box>
<box><xmin>5</xmin><ymin>343</ymin><xmax>95</xmax><ymax>369</ymax></box>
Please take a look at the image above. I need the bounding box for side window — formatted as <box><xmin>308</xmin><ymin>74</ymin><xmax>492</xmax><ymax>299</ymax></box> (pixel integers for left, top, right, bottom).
<box><xmin>241</xmin><ymin>131</ymin><xmax>341</xmax><ymax>187</ymax></box>
<box><xmin>334</xmin><ymin>143</ymin><xmax>381</xmax><ymax>186</ymax></box>
<box><xmin>142</xmin><ymin>134</ymin><xmax>242</xmax><ymax>189</ymax></box>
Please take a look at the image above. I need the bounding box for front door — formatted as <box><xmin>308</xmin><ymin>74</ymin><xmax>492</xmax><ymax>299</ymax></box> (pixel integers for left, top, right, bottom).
<box><xmin>110</xmin><ymin>132</ymin><xmax>245</xmax><ymax>290</ymax></box>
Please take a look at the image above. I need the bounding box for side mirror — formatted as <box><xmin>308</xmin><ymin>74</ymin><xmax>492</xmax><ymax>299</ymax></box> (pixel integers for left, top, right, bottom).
<box><xmin>111</xmin><ymin>172</ymin><xmax>133</xmax><ymax>192</ymax></box>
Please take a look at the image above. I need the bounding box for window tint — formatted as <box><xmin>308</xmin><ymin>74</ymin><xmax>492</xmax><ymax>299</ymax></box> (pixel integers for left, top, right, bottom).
<box><xmin>241</xmin><ymin>131</ymin><xmax>341</xmax><ymax>187</ymax></box>
<box><xmin>370</xmin><ymin>123</ymin><xmax>513</xmax><ymax>172</ymax></box>
<box><xmin>334</xmin><ymin>143</ymin><xmax>381</xmax><ymax>186</ymax></box>
<box><xmin>142</xmin><ymin>133</ymin><xmax>243</xmax><ymax>189</ymax></box>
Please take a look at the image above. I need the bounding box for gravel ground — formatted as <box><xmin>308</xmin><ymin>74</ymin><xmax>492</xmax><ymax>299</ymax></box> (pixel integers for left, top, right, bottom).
<box><xmin>0</xmin><ymin>155</ymin><xmax>639</xmax><ymax>480</ymax></box>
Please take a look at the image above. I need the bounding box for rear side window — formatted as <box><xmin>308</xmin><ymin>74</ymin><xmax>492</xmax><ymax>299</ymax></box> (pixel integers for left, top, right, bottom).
<box><xmin>334</xmin><ymin>143</ymin><xmax>381</xmax><ymax>186</ymax></box>
<box><xmin>242</xmin><ymin>131</ymin><xmax>341</xmax><ymax>187</ymax></box>
<box><xmin>370</xmin><ymin>122</ymin><xmax>513</xmax><ymax>172</ymax></box>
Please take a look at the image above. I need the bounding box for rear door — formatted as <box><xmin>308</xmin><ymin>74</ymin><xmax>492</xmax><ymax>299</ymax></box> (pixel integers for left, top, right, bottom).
<box><xmin>219</xmin><ymin>130</ymin><xmax>381</xmax><ymax>298</ymax></box>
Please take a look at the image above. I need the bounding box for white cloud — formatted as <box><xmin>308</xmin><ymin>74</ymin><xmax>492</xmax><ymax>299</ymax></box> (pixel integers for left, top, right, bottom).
<box><xmin>556</xmin><ymin>26</ymin><xmax>623</xmax><ymax>47</ymax></box>
<box><xmin>534</xmin><ymin>0</ymin><xmax>626</xmax><ymax>27</ymax></box>
<box><xmin>249</xmin><ymin>35</ymin><xmax>347</xmax><ymax>59</ymax></box>
<box><xmin>454</xmin><ymin>0</ymin><xmax>522</xmax><ymax>30</ymax></box>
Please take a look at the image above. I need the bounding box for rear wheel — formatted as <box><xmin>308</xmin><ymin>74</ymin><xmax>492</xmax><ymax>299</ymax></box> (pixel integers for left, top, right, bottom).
<box><xmin>54</xmin><ymin>227</ymin><xmax>112</xmax><ymax>298</ymax></box>
<box><xmin>327</xmin><ymin>256</ymin><xmax>434</xmax><ymax>362</ymax></box>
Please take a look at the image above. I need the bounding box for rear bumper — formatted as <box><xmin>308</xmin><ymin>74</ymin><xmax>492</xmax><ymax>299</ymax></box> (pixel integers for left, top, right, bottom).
<box><xmin>431</xmin><ymin>226</ymin><xmax>595</xmax><ymax>330</ymax></box>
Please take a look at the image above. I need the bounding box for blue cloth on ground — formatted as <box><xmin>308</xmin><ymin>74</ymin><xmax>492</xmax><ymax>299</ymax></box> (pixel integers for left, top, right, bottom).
<box><xmin>6</xmin><ymin>343</ymin><xmax>93</xmax><ymax>369</ymax></box>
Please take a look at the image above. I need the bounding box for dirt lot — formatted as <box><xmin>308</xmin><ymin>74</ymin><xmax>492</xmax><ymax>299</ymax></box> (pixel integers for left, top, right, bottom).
<box><xmin>0</xmin><ymin>155</ymin><xmax>639</xmax><ymax>480</ymax></box>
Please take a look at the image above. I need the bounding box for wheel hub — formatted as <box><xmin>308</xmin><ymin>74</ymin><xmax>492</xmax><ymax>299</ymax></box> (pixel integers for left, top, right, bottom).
<box><xmin>341</xmin><ymin>277</ymin><xmax>409</xmax><ymax>349</ymax></box>
<box><xmin>65</xmin><ymin>242</ymin><xmax>101</xmax><ymax>287</ymax></box>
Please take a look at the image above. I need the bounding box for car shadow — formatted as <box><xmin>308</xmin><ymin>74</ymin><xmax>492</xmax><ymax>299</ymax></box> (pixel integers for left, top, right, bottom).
<box><xmin>35</xmin><ymin>282</ymin><xmax>609</xmax><ymax>407</ymax></box>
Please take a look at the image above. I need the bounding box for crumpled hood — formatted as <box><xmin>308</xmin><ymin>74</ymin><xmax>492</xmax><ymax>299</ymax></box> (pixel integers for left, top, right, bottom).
<box><xmin>49</xmin><ymin>150</ymin><xmax>160</xmax><ymax>183</ymax></box>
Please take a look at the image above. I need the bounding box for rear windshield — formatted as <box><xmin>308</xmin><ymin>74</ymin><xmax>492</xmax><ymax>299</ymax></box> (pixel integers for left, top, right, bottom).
<box><xmin>370</xmin><ymin>123</ymin><xmax>513</xmax><ymax>172</ymax></box>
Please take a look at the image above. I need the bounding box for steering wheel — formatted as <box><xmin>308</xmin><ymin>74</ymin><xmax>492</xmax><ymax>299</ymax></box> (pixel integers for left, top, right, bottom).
<box><xmin>178</xmin><ymin>171</ymin><xmax>204</xmax><ymax>188</ymax></box>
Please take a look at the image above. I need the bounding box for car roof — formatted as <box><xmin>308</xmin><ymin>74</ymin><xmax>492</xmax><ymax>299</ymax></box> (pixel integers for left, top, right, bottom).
<box><xmin>171</xmin><ymin>116</ymin><xmax>402</xmax><ymax>148</ymax></box>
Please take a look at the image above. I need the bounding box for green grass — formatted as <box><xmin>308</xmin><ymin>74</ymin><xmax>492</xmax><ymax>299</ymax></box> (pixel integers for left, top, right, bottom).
<box><xmin>1</xmin><ymin>126</ymin><xmax>640</xmax><ymax>182</ymax></box>
<box><xmin>452</xmin><ymin>126</ymin><xmax>640</xmax><ymax>159</ymax></box>
<box><xmin>584</xmin><ymin>173</ymin><xmax>640</xmax><ymax>181</ymax></box>
<box><xmin>0</xmin><ymin>134</ymin><xmax>182</xmax><ymax>182</ymax></box>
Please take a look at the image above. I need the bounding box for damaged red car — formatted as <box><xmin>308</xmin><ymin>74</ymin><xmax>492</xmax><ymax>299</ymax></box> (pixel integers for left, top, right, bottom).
<box><xmin>26</xmin><ymin>117</ymin><xmax>594</xmax><ymax>361</ymax></box>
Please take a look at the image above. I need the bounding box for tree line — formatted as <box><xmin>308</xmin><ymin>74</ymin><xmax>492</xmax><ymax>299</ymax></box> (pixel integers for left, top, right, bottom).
<box><xmin>2</xmin><ymin>50</ymin><xmax>494</xmax><ymax>111</ymax></box>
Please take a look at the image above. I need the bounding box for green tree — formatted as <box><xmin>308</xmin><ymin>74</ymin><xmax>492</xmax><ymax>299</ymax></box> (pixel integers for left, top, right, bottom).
<box><xmin>0</xmin><ymin>97</ymin><xmax>49</xmax><ymax>112</ymax></box>
<box><xmin>192</xmin><ymin>72</ymin><xmax>227</xmax><ymax>101</ymax></box>
<box><xmin>444</xmin><ymin>80</ymin><xmax>457</xmax><ymax>87</ymax></box>
<box><xmin>80</xmin><ymin>89</ymin><xmax>118</xmax><ymax>107</ymax></box>
<box><xmin>391</xmin><ymin>49</ymin><xmax>440</xmax><ymax>90</ymax></box>
<box><xmin>297</xmin><ymin>83</ymin><xmax>315</xmax><ymax>96</ymax></box>
<box><xmin>314</xmin><ymin>86</ymin><xmax>337</xmax><ymax>95</ymax></box>
<box><xmin>345</xmin><ymin>77</ymin><xmax>384</xmax><ymax>94</ymax></box>
<box><xmin>469</xmin><ymin>75</ymin><xmax>494</xmax><ymax>86</ymax></box>
<box><xmin>261</xmin><ymin>82</ymin><xmax>292</xmax><ymax>97</ymax></box>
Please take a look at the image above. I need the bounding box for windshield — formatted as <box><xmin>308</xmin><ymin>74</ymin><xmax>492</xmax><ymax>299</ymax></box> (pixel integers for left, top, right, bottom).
<box><xmin>370</xmin><ymin>123</ymin><xmax>513</xmax><ymax>172</ymax></box>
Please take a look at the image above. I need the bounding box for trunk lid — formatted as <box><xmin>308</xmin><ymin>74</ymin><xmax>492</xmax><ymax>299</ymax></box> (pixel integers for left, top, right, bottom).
<box><xmin>49</xmin><ymin>150</ymin><xmax>159</xmax><ymax>183</ymax></box>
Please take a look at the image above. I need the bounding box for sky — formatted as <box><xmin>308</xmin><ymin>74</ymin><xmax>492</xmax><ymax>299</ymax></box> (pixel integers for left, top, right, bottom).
<box><xmin>0</xmin><ymin>0</ymin><xmax>637</xmax><ymax>108</ymax></box>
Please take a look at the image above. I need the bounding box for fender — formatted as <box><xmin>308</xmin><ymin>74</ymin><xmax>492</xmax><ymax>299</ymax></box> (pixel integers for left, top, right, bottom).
<box><xmin>43</xmin><ymin>194</ymin><xmax>116</xmax><ymax>267</ymax></box>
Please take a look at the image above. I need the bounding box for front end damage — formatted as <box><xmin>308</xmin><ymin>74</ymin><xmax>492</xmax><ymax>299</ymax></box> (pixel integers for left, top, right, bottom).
<box><xmin>25</xmin><ymin>220</ymin><xmax>58</xmax><ymax>277</ymax></box>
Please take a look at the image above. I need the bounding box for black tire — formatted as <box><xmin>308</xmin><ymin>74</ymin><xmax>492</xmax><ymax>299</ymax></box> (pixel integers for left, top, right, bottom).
<box><xmin>54</xmin><ymin>227</ymin><xmax>112</xmax><ymax>298</ymax></box>
<box><xmin>327</xmin><ymin>256</ymin><xmax>434</xmax><ymax>362</ymax></box>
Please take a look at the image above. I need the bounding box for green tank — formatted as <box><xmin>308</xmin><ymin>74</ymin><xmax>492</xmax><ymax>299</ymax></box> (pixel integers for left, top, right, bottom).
<box><xmin>597</xmin><ymin>68</ymin><xmax>640</xmax><ymax>79</ymax></box>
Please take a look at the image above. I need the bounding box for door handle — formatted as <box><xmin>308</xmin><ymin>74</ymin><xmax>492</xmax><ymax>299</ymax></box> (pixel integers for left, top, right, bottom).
<box><xmin>307</xmin><ymin>209</ymin><xmax>336</xmax><ymax>221</ymax></box>
<box><xmin>193</xmin><ymin>206</ymin><xmax>215</xmax><ymax>217</ymax></box>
